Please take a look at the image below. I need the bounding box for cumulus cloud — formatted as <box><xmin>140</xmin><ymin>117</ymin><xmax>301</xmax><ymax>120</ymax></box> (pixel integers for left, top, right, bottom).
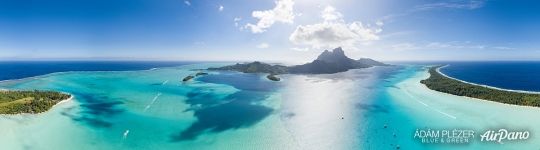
<box><xmin>219</xmin><ymin>5</ymin><xmax>224</xmax><ymax>12</ymax></box>
<box><xmin>184</xmin><ymin>0</ymin><xmax>191</xmax><ymax>6</ymax></box>
<box><xmin>245</xmin><ymin>0</ymin><xmax>295</xmax><ymax>33</ymax></box>
<box><xmin>289</xmin><ymin>6</ymin><xmax>382</xmax><ymax>50</ymax></box>
<box><xmin>321</xmin><ymin>6</ymin><xmax>343</xmax><ymax>21</ymax></box>
<box><xmin>256</xmin><ymin>43</ymin><xmax>270</xmax><ymax>49</ymax></box>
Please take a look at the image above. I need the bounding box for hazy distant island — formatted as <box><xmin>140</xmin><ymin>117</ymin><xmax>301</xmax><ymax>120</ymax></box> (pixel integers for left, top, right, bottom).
<box><xmin>207</xmin><ymin>47</ymin><xmax>389</xmax><ymax>81</ymax></box>
<box><xmin>0</xmin><ymin>90</ymin><xmax>71</xmax><ymax>114</ymax></box>
<box><xmin>421</xmin><ymin>66</ymin><xmax>540</xmax><ymax>107</ymax></box>
<box><xmin>182</xmin><ymin>71</ymin><xmax>209</xmax><ymax>82</ymax></box>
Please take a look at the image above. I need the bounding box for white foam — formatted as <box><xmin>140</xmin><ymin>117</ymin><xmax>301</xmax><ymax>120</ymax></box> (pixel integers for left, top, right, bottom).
<box><xmin>404</xmin><ymin>89</ymin><xmax>456</xmax><ymax>119</ymax></box>
<box><xmin>144</xmin><ymin>93</ymin><xmax>162</xmax><ymax>112</ymax></box>
<box><xmin>162</xmin><ymin>80</ymin><xmax>169</xmax><ymax>85</ymax></box>
<box><xmin>123</xmin><ymin>130</ymin><xmax>130</xmax><ymax>139</ymax></box>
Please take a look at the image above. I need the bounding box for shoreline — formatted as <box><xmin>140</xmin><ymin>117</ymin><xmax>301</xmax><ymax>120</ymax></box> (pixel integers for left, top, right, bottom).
<box><xmin>421</xmin><ymin>65</ymin><xmax>540</xmax><ymax>107</ymax></box>
<box><xmin>417</xmin><ymin>72</ymin><xmax>540</xmax><ymax>110</ymax></box>
<box><xmin>0</xmin><ymin>93</ymin><xmax>74</xmax><ymax>116</ymax></box>
<box><xmin>436</xmin><ymin>65</ymin><xmax>540</xmax><ymax>94</ymax></box>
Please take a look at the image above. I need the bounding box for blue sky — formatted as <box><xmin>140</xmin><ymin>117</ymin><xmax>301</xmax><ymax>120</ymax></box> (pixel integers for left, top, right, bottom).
<box><xmin>0</xmin><ymin>0</ymin><xmax>539</xmax><ymax>62</ymax></box>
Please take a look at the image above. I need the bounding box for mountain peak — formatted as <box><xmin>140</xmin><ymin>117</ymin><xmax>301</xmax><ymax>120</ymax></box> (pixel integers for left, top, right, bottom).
<box><xmin>332</xmin><ymin>47</ymin><xmax>344</xmax><ymax>54</ymax></box>
<box><xmin>211</xmin><ymin>47</ymin><xmax>388</xmax><ymax>74</ymax></box>
<box><xmin>316</xmin><ymin>47</ymin><xmax>350</xmax><ymax>63</ymax></box>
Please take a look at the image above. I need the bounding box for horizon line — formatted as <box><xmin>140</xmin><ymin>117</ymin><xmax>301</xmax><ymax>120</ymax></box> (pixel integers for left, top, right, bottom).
<box><xmin>1</xmin><ymin>57</ymin><xmax>540</xmax><ymax>62</ymax></box>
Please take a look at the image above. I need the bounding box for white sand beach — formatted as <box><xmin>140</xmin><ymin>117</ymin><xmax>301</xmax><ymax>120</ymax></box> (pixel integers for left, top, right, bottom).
<box><xmin>437</xmin><ymin>65</ymin><xmax>540</xmax><ymax>94</ymax></box>
<box><xmin>388</xmin><ymin>67</ymin><xmax>540</xmax><ymax>149</ymax></box>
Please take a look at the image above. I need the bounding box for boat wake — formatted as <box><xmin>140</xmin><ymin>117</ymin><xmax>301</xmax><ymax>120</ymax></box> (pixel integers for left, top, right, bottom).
<box><xmin>404</xmin><ymin>88</ymin><xmax>457</xmax><ymax>119</ymax></box>
<box><xmin>144</xmin><ymin>93</ymin><xmax>162</xmax><ymax>112</ymax></box>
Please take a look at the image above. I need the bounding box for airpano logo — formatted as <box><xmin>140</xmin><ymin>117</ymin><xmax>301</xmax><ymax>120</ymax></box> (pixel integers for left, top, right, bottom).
<box><xmin>480</xmin><ymin>129</ymin><xmax>530</xmax><ymax>144</ymax></box>
<box><xmin>414</xmin><ymin>128</ymin><xmax>530</xmax><ymax>144</ymax></box>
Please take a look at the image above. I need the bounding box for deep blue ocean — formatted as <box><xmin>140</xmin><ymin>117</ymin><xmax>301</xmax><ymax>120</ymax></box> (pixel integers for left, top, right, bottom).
<box><xmin>440</xmin><ymin>61</ymin><xmax>540</xmax><ymax>92</ymax></box>
<box><xmin>2</xmin><ymin>61</ymin><xmax>539</xmax><ymax>92</ymax></box>
<box><xmin>0</xmin><ymin>61</ymin><xmax>195</xmax><ymax>81</ymax></box>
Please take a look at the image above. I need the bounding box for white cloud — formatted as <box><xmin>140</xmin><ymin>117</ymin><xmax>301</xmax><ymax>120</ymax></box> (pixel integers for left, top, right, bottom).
<box><xmin>321</xmin><ymin>6</ymin><xmax>343</xmax><ymax>22</ymax></box>
<box><xmin>426</xmin><ymin>42</ymin><xmax>486</xmax><ymax>49</ymax></box>
<box><xmin>493</xmin><ymin>46</ymin><xmax>515</xmax><ymax>50</ymax></box>
<box><xmin>289</xmin><ymin>6</ymin><xmax>382</xmax><ymax>50</ymax></box>
<box><xmin>291</xmin><ymin>47</ymin><xmax>309</xmax><ymax>51</ymax></box>
<box><xmin>184</xmin><ymin>0</ymin><xmax>191</xmax><ymax>6</ymax></box>
<box><xmin>391</xmin><ymin>43</ymin><xmax>418</xmax><ymax>51</ymax></box>
<box><xmin>219</xmin><ymin>5</ymin><xmax>224</xmax><ymax>12</ymax></box>
<box><xmin>376</xmin><ymin>21</ymin><xmax>384</xmax><ymax>26</ymax></box>
<box><xmin>414</xmin><ymin>0</ymin><xmax>486</xmax><ymax>11</ymax></box>
<box><xmin>234</xmin><ymin>17</ymin><xmax>242</xmax><ymax>27</ymax></box>
<box><xmin>390</xmin><ymin>41</ymin><xmax>512</xmax><ymax>51</ymax></box>
<box><xmin>245</xmin><ymin>0</ymin><xmax>295</xmax><ymax>33</ymax></box>
<box><xmin>256</xmin><ymin>43</ymin><xmax>270</xmax><ymax>49</ymax></box>
<box><xmin>381</xmin><ymin>0</ymin><xmax>485</xmax><ymax>23</ymax></box>
<box><xmin>426</xmin><ymin>42</ymin><xmax>452</xmax><ymax>48</ymax></box>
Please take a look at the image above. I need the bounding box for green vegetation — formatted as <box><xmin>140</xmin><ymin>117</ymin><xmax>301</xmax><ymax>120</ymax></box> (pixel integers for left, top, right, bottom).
<box><xmin>208</xmin><ymin>61</ymin><xmax>288</xmax><ymax>74</ymax></box>
<box><xmin>182</xmin><ymin>75</ymin><xmax>195</xmax><ymax>82</ymax></box>
<box><xmin>183</xmin><ymin>72</ymin><xmax>208</xmax><ymax>82</ymax></box>
<box><xmin>195</xmin><ymin>72</ymin><xmax>208</xmax><ymax>76</ymax></box>
<box><xmin>208</xmin><ymin>47</ymin><xmax>388</xmax><ymax>75</ymax></box>
<box><xmin>421</xmin><ymin>66</ymin><xmax>540</xmax><ymax>107</ymax></box>
<box><xmin>266</xmin><ymin>74</ymin><xmax>280</xmax><ymax>81</ymax></box>
<box><xmin>0</xmin><ymin>90</ymin><xmax>71</xmax><ymax>114</ymax></box>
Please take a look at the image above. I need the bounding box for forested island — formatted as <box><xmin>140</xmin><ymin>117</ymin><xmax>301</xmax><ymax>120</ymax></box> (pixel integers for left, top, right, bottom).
<box><xmin>208</xmin><ymin>47</ymin><xmax>388</xmax><ymax>81</ymax></box>
<box><xmin>0</xmin><ymin>90</ymin><xmax>71</xmax><ymax>114</ymax></box>
<box><xmin>266</xmin><ymin>74</ymin><xmax>280</xmax><ymax>81</ymax></box>
<box><xmin>421</xmin><ymin>66</ymin><xmax>540</xmax><ymax>107</ymax></box>
<box><xmin>182</xmin><ymin>71</ymin><xmax>209</xmax><ymax>82</ymax></box>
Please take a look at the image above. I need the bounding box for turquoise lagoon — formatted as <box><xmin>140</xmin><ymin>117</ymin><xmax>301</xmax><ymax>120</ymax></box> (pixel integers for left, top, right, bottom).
<box><xmin>1</xmin><ymin>63</ymin><xmax>539</xmax><ymax>150</ymax></box>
